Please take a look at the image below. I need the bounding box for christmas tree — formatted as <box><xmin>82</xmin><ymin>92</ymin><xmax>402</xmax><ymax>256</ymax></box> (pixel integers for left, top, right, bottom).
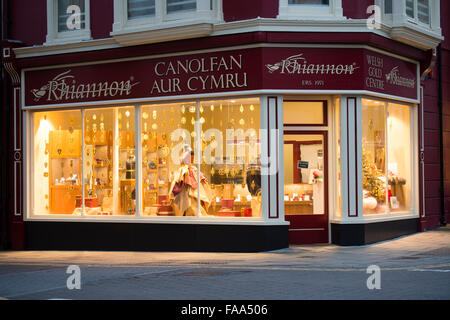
<box><xmin>362</xmin><ymin>147</ymin><xmax>386</xmax><ymax>201</ymax></box>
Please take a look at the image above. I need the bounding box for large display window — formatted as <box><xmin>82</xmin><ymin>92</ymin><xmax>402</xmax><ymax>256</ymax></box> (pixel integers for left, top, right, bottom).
<box><xmin>30</xmin><ymin>97</ymin><xmax>262</xmax><ymax>219</ymax></box>
<box><xmin>362</xmin><ymin>99</ymin><xmax>413</xmax><ymax>215</ymax></box>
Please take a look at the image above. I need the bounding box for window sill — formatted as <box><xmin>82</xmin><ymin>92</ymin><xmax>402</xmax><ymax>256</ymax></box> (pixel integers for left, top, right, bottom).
<box><xmin>25</xmin><ymin>214</ymin><xmax>287</xmax><ymax>226</ymax></box>
<box><xmin>45</xmin><ymin>30</ymin><xmax>92</xmax><ymax>46</ymax></box>
<box><xmin>330</xmin><ymin>212</ymin><xmax>420</xmax><ymax>224</ymax></box>
<box><xmin>111</xmin><ymin>20</ymin><xmax>215</xmax><ymax>46</ymax></box>
<box><xmin>390</xmin><ymin>22</ymin><xmax>443</xmax><ymax>50</ymax></box>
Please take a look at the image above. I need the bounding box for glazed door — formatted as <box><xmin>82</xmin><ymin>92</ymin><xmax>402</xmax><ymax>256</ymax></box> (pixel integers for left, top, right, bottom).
<box><xmin>283</xmin><ymin>132</ymin><xmax>328</xmax><ymax>244</ymax></box>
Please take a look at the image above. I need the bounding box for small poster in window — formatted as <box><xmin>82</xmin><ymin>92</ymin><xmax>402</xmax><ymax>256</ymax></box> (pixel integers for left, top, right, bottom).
<box><xmin>297</xmin><ymin>161</ymin><xmax>309</xmax><ymax>169</ymax></box>
<box><xmin>390</xmin><ymin>196</ymin><xmax>399</xmax><ymax>209</ymax></box>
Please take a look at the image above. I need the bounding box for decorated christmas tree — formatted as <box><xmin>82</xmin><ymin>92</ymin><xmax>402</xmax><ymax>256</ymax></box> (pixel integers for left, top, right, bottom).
<box><xmin>362</xmin><ymin>147</ymin><xmax>386</xmax><ymax>201</ymax></box>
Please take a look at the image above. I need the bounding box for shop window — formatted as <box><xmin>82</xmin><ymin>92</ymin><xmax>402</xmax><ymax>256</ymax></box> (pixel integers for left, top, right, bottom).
<box><xmin>32</xmin><ymin>110</ymin><xmax>82</xmax><ymax>215</ymax></box>
<box><xmin>83</xmin><ymin>107</ymin><xmax>136</xmax><ymax>216</ymax></box>
<box><xmin>140</xmin><ymin>98</ymin><xmax>262</xmax><ymax>218</ymax></box>
<box><xmin>362</xmin><ymin>99</ymin><xmax>413</xmax><ymax>215</ymax></box>
<box><xmin>46</xmin><ymin>0</ymin><xmax>91</xmax><ymax>44</ymax></box>
<box><xmin>199</xmin><ymin>99</ymin><xmax>262</xmax><ymax>218</ymax></box>
<box><xmin>278</xmin><ymin>0</ymin><xmax>343</xmax><ymax>19</ymax></box>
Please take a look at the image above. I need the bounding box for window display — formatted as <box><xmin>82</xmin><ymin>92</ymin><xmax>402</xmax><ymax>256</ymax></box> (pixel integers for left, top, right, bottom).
<box><xmin>33</xmin><ymin>110</ymin><xmax>82</xmax><ymax>215</ymax></box>
<box><xmin>31</xmin><ymin>98</ymin><xmax>262</xmax><ymax>219</ymax></box>
<box><xmin>140</xmin><ymin>99</ymin><xmax>262</xmax><ymax>218</ymax></box>
<box><xmin>362</xmin><ymin>99</ymin><xmax>412</xmax><ymax>215</ymax></box>
<box><xmin>200</xmin><ymin>99</ymin><xmax>262</xmax><ymax>218</ymax></box>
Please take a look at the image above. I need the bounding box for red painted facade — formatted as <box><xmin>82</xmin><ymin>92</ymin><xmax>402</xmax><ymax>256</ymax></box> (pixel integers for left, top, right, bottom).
<box><xmin>0</xmin><ymin>0</ymin><xmax>448</xmax><ymax>249</ymax></box>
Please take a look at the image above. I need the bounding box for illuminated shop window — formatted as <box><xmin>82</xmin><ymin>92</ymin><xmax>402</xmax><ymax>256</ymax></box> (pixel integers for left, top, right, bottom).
<box><xmin>199</xmin><ymin>98</ymin><xmax>261</xmax><ymax>218</ymax></box>
<box><xmin>33</xmin><ymin>110</ymin><xmax>82</xmax><ymax>215</ymax></box>
<box><xmin>83</xmin><ymin>107</ymin><xmax>136</xmax><ymax>216</ymax></box>
<box><xmin>140</xmin><ymin>98</ymin><xmax>262</xmax><ymax>218</ymax></box>
<box><xmin>362</xmin><ymin>99</ymin><xmax>412</xmax><ymax>215</ymax></box>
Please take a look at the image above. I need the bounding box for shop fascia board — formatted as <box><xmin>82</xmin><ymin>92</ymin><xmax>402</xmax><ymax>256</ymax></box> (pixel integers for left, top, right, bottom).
<box><xmin>13</xmin><ymin>18</ymin><xmax>442</xmax><ymax>59</ymax></box>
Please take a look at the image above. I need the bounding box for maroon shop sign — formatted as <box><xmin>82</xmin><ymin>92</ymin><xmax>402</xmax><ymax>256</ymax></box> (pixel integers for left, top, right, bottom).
<box><xmin>24</xmin><ymin>47</ymin><xmax>418</xmax><ymax>107</ymax></box>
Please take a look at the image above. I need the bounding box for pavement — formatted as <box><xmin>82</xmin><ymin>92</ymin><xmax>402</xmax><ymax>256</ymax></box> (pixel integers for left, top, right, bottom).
<box><xmin>0</xmin><ymin>226</ymin><xmax>449</xmax><ymax>300</ymax></box>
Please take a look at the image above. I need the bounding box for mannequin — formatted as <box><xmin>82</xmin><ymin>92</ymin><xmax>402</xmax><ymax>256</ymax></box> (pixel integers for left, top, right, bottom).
<box><xmin>169</xmin><ymin>149</ymin><xmax>213</xmax><ymax>216</ymax></box>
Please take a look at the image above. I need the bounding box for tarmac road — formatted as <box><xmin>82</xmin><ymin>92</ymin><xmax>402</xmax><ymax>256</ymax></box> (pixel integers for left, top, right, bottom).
<box><xmin>0</xmin><ymin>226</ymin><xmax>449</xmax><ymax>300</ymax></box>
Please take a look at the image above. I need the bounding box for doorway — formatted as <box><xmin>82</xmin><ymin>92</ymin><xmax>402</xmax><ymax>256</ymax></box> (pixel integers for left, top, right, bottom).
<box><xmin>283</xmin><ymin>100</ymin><xmax>329</xmax><ymax>244</ymax></box>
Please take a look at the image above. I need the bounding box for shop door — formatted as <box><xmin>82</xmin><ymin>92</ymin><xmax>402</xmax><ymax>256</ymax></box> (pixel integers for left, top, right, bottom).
<box><xmin>283</xmin><ymin>132</ymin><xmax>328</xmax><ymax>244</ymax></box>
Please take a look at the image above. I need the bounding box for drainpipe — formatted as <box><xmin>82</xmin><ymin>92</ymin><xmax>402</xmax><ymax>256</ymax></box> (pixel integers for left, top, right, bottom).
<box><xmin>438</xmin><ymin>44</ymin><xmax>447</xmax><ymax>227</ymax></box>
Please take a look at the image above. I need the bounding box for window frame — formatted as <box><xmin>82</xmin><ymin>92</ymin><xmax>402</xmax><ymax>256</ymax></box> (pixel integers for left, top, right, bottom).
<box><xmin>45</xmin><ymin>0</ymin><xmax>91</xmax><ymax>45</ymax></box>
<box><xmin>360</xmin><ymin>97</ymin><xmax>418</xmax><ymax>217</ymax></box>
<box><xmin>278</xmin><ymin>0</ymin><xmax>344</xmax><ymax>19</ymax></box>
<box><xmin>405</xmin><ymin>0</ymin><xmax>431</xmax><ymax>27</ymax></box>
<box><xmin>25</xmin><ymin>96</ymin><xmax>267</xmax><ymax>223</ymax></box>
<box><xmin>112</xmin><ymin>0</ymin><xmax>222</xmax><ymax>35</ymax></box>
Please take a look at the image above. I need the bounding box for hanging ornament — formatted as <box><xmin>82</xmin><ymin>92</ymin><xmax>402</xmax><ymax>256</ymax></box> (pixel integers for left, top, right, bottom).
<box><xmin>118</xmin><ymin>113</ymin><xmax>122</xmax><ymax>120</ymax></box>
<box><xmin>250</xmin><ymin>104</ymin><xmax>255</xmax><ymax>111</ymax></box>
<box><xmin>200</xmin><ymin>105</ymin><xmax>204</xmax><ymax>113</ymax></box>
<box><xmin>200</xmin><ymin>117</ymin><xmax>205</xmax><ymax>124</ymax></box>
<box><xmin>250</xmin><ymin>117</ymin><xmax>254</xmax><ymax>125</ymax></box>
<box><xmin>126</xmin><ymin>121</ymin><xmax>130</xmax><ymax>130</ymax></box>
<box><xmin>152</xmin><ymin>123</ymin><xmax>158</xmax><ymax>130</ymax></box>
<box><xmin>239</xmin><ymin>119</ymin><xmax>245</xmax><ymax>126</ymax></box>
<box><xmin>240</xmin><ymin>104</ymin><xmax>244</xmax><ymax>113</ymax></box>
<box><xmin>181</xmin><ymin>117</ymin><xmax>186</xmax><ymax>124</ymax></box>
<box><xmin>210</xmin><ymin>105</ymin><xmax>215</xmax><ymax>111</ymax></box>
<box><xmin>143</xmin><ymin>112</ymin><xmax>149</xmax><ymax>120</ymax></box>
<box><xmin>191</xmin><ymin>131</ymin><xmax>196</xmax><ymax>138</ymax></box>
<box><xmin>191</xmin><ymin>117</ymin><xmax>195</xmax><ymax>125</ymax></box>
<box><xmin>144</xmin><ymin>122</ymin><xmax>148</xmax><ymax>132</ymax></box>
<box><xmin>100</xmin><ymin>113</ymin><xmax>104</xmax><ymax>121</ymax></box>
<box><xmin>220</xmin><ymin>104</ymin><xmax>223</xmax><ymax>111</ymax></box>
<box><xmin>152</xmin><ymin>110</ymin><xmax>157</xmax><ymax>120</ymax></box>
<box><xmin>181</xmin><ymin>105</ymin><xmax>185</xmax><ymax>113</ymax></box>
<box><xmin>93</xmin><ymin>114</ymin><xmax>97</xmax><ymax>121</ymax></box>
<box><xmin>189</xmin><ymin>105</ymin><xmax>196</xmax><ymax>113</ymax></box>
<box><xmin>125</xmin><ymin>110</ymin><xmax>130</xmax><ymax>118</ymax></box>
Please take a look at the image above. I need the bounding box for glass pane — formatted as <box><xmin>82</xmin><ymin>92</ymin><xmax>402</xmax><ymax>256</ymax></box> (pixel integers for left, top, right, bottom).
<box><xmin>388</xmin><ymin>103</ymin><xmax>412</xmax><ymax>213</ymax></box>
<box><xmin>418</xmin><ymin>0</ymin><xmax>430</xmax><ymax>24</ymax></box>
<box><xmin>406</xmin><ymin>0</ymin><xmax>415</xmax><ymax>18</ymax></box>
<box><xmin>199</xmin><ymin>98</ymin><xmax>262</xmax><ymax>218</ymax></box>
<box><xmin>167</xmin><ymin>0</ymin><xmax>196</xmax><ymax>14</ymax></box>
<box><xmin>288</xmin><ymin>0</ymin><xmax>329</xmax><ymax>5</ymax></box>
<box><xmin>33</xmin><ymin>110</ymin><xmax>82</xmax><ymax>215</ymax></box>
<box><xmin>384</xmin><ymin>0</ymin><xmax>393</xmax><ymax>14</ymax></box>
<box><xmin>58</xmin><ymin>0</ymin><xmax>85</xmax><ymax>32</ymax></box>
<box><xmin>362</xmin><ymin>99</ymin><xmax>387</xmax><ymax>215</ymax></box>
<box><xmin>283</xmin><ymin>101</ymin><xmax>325</xmax><ymax>125</ymax></box>
<box><xmin>84</xmin><ymin>107</ymin><xmax>135</xmax><ymax>216</ymax></box>
<box><xmin>127</xmin><ymin>0</ymin><xmax>155</xmax><ymax>19</ymax></box>
<box><xmin>141</xmin><ymin>102</ymin><xmax>197</xmax><ymax>217</ymax></box>
<box><xmin>284</xmin><ymin>134</ymin><xmax>325</xmax><ymax>215</ymax></box>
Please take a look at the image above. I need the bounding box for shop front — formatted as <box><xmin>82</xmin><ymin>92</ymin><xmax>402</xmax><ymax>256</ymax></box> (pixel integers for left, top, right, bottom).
<box><xmin>20</xmin><ymin>44</ymin><xmax>420</xmax><ymax>251</ymax></box>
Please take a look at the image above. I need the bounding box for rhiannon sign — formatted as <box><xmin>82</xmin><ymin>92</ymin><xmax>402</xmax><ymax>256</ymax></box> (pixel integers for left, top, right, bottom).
<box><xmin>23</xmin><ymin>47</ymin><xmax>418</xmax><ymax>107</ymax></box>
